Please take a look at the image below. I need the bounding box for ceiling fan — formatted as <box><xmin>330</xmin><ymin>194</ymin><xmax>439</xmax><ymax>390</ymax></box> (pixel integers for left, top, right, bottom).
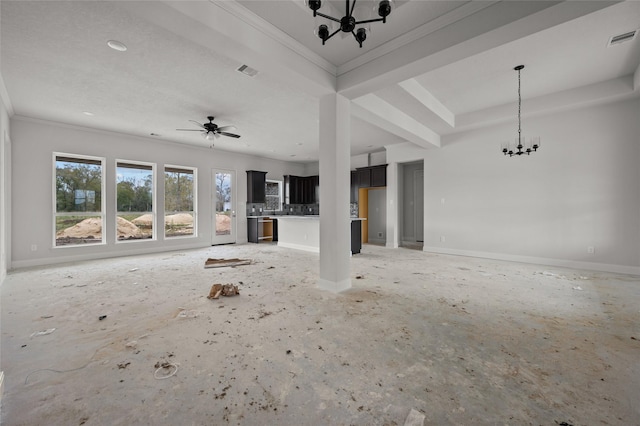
<box><xmin>177</xmin><ymin>116</ymin><xmax>241</xmax><ymax>142</ymax></box>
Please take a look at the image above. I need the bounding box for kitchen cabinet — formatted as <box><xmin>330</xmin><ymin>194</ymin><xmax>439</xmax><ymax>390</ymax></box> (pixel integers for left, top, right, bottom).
<box><xmin>370</xmin><ymin>165</ymin><xmax>387</xmax><ymax>187</ymax></box>
<box><xmin>306</xmin><ymin>175</ymin><xmax>319</xmax><ymax>204</ymax></box>
<box><xmin>248</xmin><ymin>217</ymin><xmax>277</xmax><ymax>243</ymax></box>
<box><xmin>284</xmin><ymin>175</ymin><xmax>302</xmax><ymax>204</ymax></box>
<box><xmin>357</xmin><ymin>168</ymin><xmax>371</xmax><ymax>188</ymax></box>
<box><xmin>284</xmin><ymin>175</ymin><xmax>319</xmax><ymax>204</ymax></box>
<box><xmin>350</xmin><ymin>171</ymin><xmax>358</xmax><ymax>203</ymax></box>
<box><xmin>355</xmin><ymin>165</ymin><xmax>387</xmax><ymax>188</ymax></box>
<box><xmin>246</xmin><ymin>170</ymin><xmax>267</xmax><ymax>203</ymax></box>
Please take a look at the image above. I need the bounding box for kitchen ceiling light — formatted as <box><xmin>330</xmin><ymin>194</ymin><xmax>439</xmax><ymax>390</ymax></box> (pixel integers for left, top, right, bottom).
<box><xmin>306</xmin><ymin>0</ymin><xmax>394</xmax><ymax>48</ymax></box>
<box><xmin>502</xmin><ymin>65</ymin><xmax>540</xmax><ymax>157</ymax></box>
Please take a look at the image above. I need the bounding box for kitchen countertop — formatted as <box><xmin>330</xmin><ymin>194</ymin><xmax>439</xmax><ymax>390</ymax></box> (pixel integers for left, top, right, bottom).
<box><xmin>250</xmin><ymin>215</ymin><xmax>365</xmax><ymax>220</ymax></box>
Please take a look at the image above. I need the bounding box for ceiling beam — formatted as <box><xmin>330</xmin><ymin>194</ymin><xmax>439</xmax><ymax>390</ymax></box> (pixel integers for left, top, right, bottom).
<box><xmin>338</xmin><ymin>1</ymin><xmax>620</xmax><ymax>99</ymax></box>
<box><xmin>352</xmin><ymin>94</ymin><xmax>440</xmax><ymax>149</ymax></box>
<box><xmin>453</xmin><ymin>76</ymin><xmax>638</xmax><ymax>134</ymax></box>
<box><xmin>398</xmin><ymin>78</ymin><xmax>454</xmax><ymax>128</ymax></box>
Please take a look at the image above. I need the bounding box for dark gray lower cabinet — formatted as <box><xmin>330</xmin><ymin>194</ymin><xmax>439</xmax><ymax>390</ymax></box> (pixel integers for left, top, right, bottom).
<box><xmin>351</xmin><ymin>220</ymin><xmax>362</xmax><ymax>254</ymax></box>
<box><xmin>248</xmin><ymin>217</ymin><xmax>278</xmax><ymax>243</ymax></box>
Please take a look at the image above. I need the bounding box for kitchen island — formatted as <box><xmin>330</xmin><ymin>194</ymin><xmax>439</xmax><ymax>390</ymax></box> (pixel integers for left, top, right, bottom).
<box><xmin>276</xmin><ymin>216</ymin><xmax>366</xmax><ymax>254</ymax></box>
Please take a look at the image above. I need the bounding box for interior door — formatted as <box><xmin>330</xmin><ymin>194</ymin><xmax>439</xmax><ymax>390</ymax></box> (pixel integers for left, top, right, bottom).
<box><xmin>212</xmin><ymin>169</ymin><xmax>236</xmax><ymax>245</ymax></box>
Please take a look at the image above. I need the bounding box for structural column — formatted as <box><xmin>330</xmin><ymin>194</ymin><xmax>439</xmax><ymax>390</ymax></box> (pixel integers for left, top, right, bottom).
<box><xmin>385</xmin><ymin>160</ymin><xmax>399</xmax><ymax>248</ymax></box>
<box><xmin>318</xmin><ymin>93</ymin><xmax>351</xmax><ymax>292</ymax></box>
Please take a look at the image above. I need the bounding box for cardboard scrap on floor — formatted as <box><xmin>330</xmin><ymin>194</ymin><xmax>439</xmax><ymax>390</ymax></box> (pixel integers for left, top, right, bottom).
<box><xmin>208</xmin><ymin>283</ymin><xmax>240</xmax><ymax>299</ymax></box>
<box><xmin>404</xmin><ymin>408</ymin><xmax>425</xmax><ymax>426</ymax></box>
<box><xmin>204</xmin><ymin>258</ymin><xmax>251</xmax><ymax>268</ymax></box>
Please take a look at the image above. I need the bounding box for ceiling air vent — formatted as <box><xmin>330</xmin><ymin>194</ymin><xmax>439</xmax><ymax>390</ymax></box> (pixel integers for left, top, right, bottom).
<box><xmin>237</xmin><ymin>64</ymin><xmax>258</xmax><ymax>77</ymax></box>
<box><xmin>608</xmin><ymin>30</ymin><xmax>637</xmax><ymax>46</ymax></box>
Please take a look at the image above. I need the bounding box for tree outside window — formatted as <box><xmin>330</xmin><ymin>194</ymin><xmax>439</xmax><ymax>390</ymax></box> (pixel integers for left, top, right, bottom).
<box><xmin>54</xmin><ymin>154</ymin><xmax>104</xmax><ymax>246</ymax></box>
<box><xmin>117</xmin><ymin>162</ymin><xmax>154</xmax><ymax>241</ymax></box>
<box><xmin>164</xmin><ymin>166</ymin><xmax>196</xmax><ymax>238</ymax></box>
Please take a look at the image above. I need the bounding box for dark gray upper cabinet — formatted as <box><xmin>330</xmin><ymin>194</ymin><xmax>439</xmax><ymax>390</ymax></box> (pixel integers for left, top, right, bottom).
<box><xmin>356</xmin><ymin>165</ymin><xmax>387</xmax><ymax>188</ymax></box>
<box><xmin>350</xmin><ymin>171</ymin><xmax>358</xmax><ymax>203</ymax></box>
<box><xmin>246</xmin><ymin>170</ymin><xmax>267</xmax><ymax>203</ymax></box>
<box><xmin>370</xmin><ymin>165</ymin><xmax>387</xmax><ymax>187</ymax></box>
<box><xmin>284</xmin><ymin>174</ymin><xmax>319</xmax><ymax>204</ymax></box>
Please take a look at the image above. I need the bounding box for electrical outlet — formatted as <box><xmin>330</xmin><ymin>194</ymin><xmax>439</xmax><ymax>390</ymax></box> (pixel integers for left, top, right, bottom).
<box><xmin>440</xmin><ymin>236</ymin><xmax>446</xmax><ymax>243</ymax></box>
<box><xmin>30</xmin><ymin>244</ymin><xmax>37</xmax><ymax>252</ymax></box>
<box><xmin>587</xmin><ymin>246</ymin><xmax>595</xmax><ymax>254</ymax></box>
<box><xmin>378</xmin><ymin>232</ymin><xmax>383</xmax><ymax>238</ymax></box>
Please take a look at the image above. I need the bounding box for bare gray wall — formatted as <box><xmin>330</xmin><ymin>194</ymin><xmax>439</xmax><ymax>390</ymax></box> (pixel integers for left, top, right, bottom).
<box><xmin>424</xmin><ymin>98</ymin><xmax>640</xmax><ymax>274</ymax></box>
<box><xmin>10</xmin><ymin>117</ymin><xmax>305</xmax><ymax>268</ymax></box>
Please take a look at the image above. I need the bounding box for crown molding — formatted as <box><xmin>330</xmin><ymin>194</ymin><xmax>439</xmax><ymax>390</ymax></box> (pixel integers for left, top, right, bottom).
<box><xmin>213</xmin><ymin>0</ymin><xmax>338</xmax><ymax>76</ymax></box>
<box><xmin>337</xmin><ymin>1</ymin><xmax>499</xmax><ymax>76</ymax></box>
<box><xmin>0</xmin><ymin>74</ymin><xmax>15</xmax><ymax>116</ymax></box>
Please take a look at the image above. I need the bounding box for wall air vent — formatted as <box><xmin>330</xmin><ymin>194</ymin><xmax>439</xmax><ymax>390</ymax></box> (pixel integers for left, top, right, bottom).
<box><xmin>608</xmin><ymin>30</ymin><xmax>637</xmax><ymax>46</ymax></box>
<box><xmin>237</xmin><ymin>64</ymin><xmax>258</xmax><ymax>77</ymax></box>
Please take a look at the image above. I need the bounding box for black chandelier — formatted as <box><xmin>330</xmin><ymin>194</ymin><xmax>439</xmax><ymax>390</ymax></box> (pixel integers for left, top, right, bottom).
<box><xmin>502</xmin><ymin>65</ymin><xmax>540</xmax><ymax>157</ymax></box>
<box><xmin>306</xmin><ymin>0</ymin><xmax>394</xmax><ymax>48</ymax></box>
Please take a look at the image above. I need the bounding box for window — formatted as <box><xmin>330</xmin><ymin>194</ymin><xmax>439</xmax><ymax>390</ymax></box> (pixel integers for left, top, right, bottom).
<box><xmin>54</xmin><ymin>154</ymin><xmax>105</xmax><ymax>246</ymax></box>
<box><xmin>265</xmin><ymin>180</ymin><xmax>282</xmax><ymax>211</ymax></box>
<box><xmin>164</xmin><ymin>166</ymin><xmax>196</xmax><ymax>238</ymax></box>
<box><xmin>116</xmin><ymin>161</ymin><xmax>155</xmax><ymax>242</ymax></box>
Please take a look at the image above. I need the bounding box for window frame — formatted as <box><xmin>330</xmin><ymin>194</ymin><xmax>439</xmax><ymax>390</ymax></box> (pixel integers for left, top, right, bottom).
<box><xmin>265</xmin><ymin>179</ymin><xmax>283</xmax><ymax>211</ymax></box>
<box><xmin>53</xmin><ymin>152</ymin><xmax>106</xmax><ymax>248</ymax></box>
<box><xmin>115</xmin><ymin>159</ymin><xmax>156</xmax><ymax>243</ymax></box>
<box><xmin>163</xmin><ymin>164</ymin><xmax>197</xmax><ymax>239</ymax></box>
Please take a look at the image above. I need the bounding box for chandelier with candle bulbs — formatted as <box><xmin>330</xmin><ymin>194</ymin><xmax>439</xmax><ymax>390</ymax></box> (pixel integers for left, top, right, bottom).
<box><xmin>306</xmin><ymin>0</ymin><xmax>394</xmax><ymax>48</ymax></box>
<box><xmin>502</xmin><ymin>65</ymin><xmax>540</xmax><ymax>157</ymax></box>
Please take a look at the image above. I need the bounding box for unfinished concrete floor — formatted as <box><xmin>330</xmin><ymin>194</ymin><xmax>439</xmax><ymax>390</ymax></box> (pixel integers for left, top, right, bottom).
<box><xmin>1</xmin><ymin>243</ymin><xmax>639</xmax><ymax>425</ymax></box>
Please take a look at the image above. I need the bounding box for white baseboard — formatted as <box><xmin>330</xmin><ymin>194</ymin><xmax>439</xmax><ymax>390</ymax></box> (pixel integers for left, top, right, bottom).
<box><xmin>10</xmin><ymin>241</ymin><xmax>210</xmax><ymax>270</ymax></box>
<box><xmin>276</xmin><ymin>242</ymin><xmax>319</xmax><ymax>253</ymax></box>
<box><xmin>422</xmin><ymin>246</ymin><xmax>640</xmax><ymax>276</ymax></box>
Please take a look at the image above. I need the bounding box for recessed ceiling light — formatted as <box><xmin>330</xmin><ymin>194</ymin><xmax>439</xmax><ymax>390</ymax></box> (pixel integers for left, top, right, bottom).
<box><xmin>83</xmin><ymin>111</ymin><xmax>95</xmax><ymax>116</ymax></box>
<box><xmin>107</xmin><ymin>40</ymin><xmax>127</xmax><ymax>52</ymax></box>
<box><xmin>290</xmin><ymin>154</ymin><xmax>296</xmax><ymax>157</ymax></box>
<box><xmin>150</xmin><ymin>133</ymin><xmax>161</xmax><ymax>137</ymax></box>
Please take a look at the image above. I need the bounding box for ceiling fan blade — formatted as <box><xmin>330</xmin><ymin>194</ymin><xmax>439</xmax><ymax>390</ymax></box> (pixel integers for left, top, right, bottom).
<box><xmin>216</xmin><ymin>125</ymin><xmax>237</xmax><ymax>133</ymax></box>
<box><xmin>176</xmin><ymin>129</ymin><xmax>203</xmax><ymax>131</ymax></box>
<box><xmin>218</xmin><ymin>132</ymin><xmax>241</xmax><ymax>138</ymax></box>
<box><xmin>188</xmin><ymin>120</ymin><xmax>206</xmax><ymax>129</ymax></box>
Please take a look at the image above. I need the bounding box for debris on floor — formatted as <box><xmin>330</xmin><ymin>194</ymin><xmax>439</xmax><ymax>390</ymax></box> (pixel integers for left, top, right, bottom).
<box><xmin>30</xmin><ymin>328</ymin><xmax>55</xmax><ymax>338</ymax></box>
<box><xmin>572</xmin><ymin>286</ymin><xmax>583</xmax><ymax>291</ymax></box>
<box><xmin>204</xmin><ymin>258</ymin><xmax>251</xmax><ymax>268</ymax></box>
<box><xmin>207</xmin><ymin>283</ymin><xmax>240</xmax><ymax>299</ymax></box>
<box><xmin>404</xmin><ymin>408</ymin><xmax>425</xmax><ymax>426</ymax></box>
<box><xmin>98</xmin><ymin>315</ymin><xmax>107</xmax><ymax>320</ymax></box>
<box><xmin>176</xmin><ymin>309</ymin><xmax>198</xmax><ymax>318</ymax></box>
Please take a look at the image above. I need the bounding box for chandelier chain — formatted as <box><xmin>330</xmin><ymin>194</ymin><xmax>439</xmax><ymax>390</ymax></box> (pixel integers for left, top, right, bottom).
<box><xmin>502</xmin><ymin>64</ymin><xmax>540</xmax><ymax>157</ymax></box>
<box><xmin>518</xmin><ymin>66</ymin><xmax>521</xmax><ymax>145</ymax></box>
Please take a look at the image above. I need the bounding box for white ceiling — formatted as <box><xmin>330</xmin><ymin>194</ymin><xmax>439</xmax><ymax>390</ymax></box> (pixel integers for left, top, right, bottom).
<box><xmin>1</xmin><ymin>1</ymin><xmax>639</xmax><ymax>163</ymax></box>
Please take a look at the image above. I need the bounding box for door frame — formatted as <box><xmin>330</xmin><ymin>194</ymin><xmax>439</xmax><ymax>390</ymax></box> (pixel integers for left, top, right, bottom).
<box><xmin>212</xmin><ymin>168</ymin><xmax>237</xmax><ymax>245</ymax></box>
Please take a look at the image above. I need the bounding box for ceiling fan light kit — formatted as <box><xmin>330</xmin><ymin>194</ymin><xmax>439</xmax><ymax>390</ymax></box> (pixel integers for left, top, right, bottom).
<box><xmin>176</xmin><ymin>116</ymin><xmax>240</xmax><ymax>146</ymax></box>
<box><xmin>502</xmin><ymin>65</ymin><xmax>540</xmax><ymax>157</ymax></box>
<box><xmin>306</xmin><ymin>0</ymin><xmax>394</xmax><ymax>48</ymax></box>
